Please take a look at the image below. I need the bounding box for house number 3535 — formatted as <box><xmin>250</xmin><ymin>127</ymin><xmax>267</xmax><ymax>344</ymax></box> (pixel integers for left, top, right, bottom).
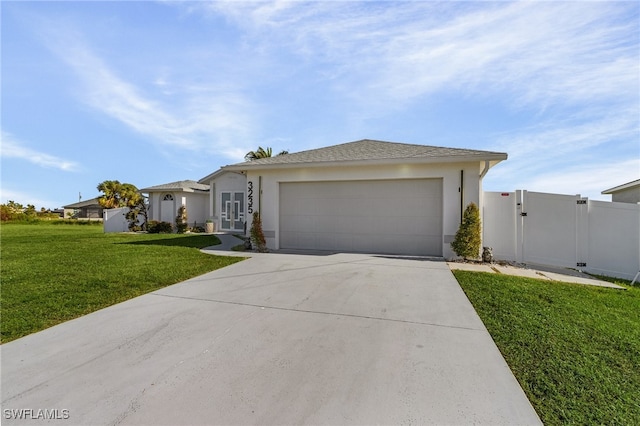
<box><xmin>247</xmin><ymin>181</ymin><xmax>254</xmax><ymax>214</ymax></box>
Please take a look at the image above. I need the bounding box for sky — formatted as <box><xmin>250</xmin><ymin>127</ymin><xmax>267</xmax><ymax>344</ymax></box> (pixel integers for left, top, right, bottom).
<box><xmin>2</xmin><ymin>0</ymin><xmax>639</xmax><ymax>209</ymax></box>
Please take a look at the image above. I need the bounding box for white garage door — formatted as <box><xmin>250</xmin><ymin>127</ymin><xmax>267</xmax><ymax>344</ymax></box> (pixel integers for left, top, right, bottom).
<box><xmin>279</xmin><ymin>179</ymin><xmax>443</xmax><ymax>256</ymax></box>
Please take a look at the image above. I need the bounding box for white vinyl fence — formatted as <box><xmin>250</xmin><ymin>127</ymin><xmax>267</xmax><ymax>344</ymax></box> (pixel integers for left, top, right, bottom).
<box><xmin>483</xmin><ymin>190</ymin><xmax>640</xmax><ymax>280</ymax></box>
<box><xmin>103</xmin><ymin>207</ymin><xmax>129</xmax><ymax>233</ymax></box>
<box><xmin>103</xmin><ymin>208</ymin><xmax>146</xmax><ymax>233</ymax></box>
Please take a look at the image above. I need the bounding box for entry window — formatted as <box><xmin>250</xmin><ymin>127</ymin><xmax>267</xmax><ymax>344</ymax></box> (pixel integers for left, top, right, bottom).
<box><xmin>162</xmin><ymin>194</ymin><xmax>174</xmax><ymax>201</ymax></box>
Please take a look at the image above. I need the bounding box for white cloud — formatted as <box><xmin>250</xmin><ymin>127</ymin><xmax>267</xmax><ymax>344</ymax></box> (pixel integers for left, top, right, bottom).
<box><xmin>38</xmin><ymin>23</ymin><xmax>257</xmax><ymax>160</ymax></box>
<box><xmin>518</xmin><ymin>159</ymin><xmax>640</xmax><ymax>201</ymax></box>
<box><xmin>492</xmin><ymin>112</ymin><xmax>638</xmax><ymax>163</ymax></box>
<box><xmin>483</xmin><ymin>109</ymin><xmax>639</xmax><ymax>199</ymax></box>
<box><xmin>202</xmin><ymin>1</ymin><xmax>637</xmax><ymax>111</ymax></box>
<box><xmin>1</xmin><ymin>131</ymin><xmax>80</xmax><ymax>172</ymax></box>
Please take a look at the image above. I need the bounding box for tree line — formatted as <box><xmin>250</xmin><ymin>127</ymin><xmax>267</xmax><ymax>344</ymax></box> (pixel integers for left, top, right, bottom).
<box><xmin>0</xmin><ymin>201</ymin><xmax>61</xmax><ymax>222</ymax></box>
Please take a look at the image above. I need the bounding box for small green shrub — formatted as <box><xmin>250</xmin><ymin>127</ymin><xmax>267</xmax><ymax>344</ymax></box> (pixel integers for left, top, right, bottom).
<box><xmin>147</xmin><ymin>220</ymin><xmax>173</xmax><ymax>234</ymax></box>
<box><xmin>451</xmin><ymin>202</ymin><xmax>482</xmax><ymax>260</ymax></box>
<box><xmin>175</xmin><ymin>205</ymin><xmax>188</xmax><ymax>234</ymax></box>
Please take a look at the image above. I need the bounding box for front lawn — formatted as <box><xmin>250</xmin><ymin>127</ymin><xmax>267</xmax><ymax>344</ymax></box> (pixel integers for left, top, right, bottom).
<box><xmin>454</xmin><ymin>270</ymin><xmax>640</xmax><ymax>425</ymax></box>
<box><xmin>1</xmin><ymin>223</ymin><xmax>244</xmax><ymax>343</ymax></box>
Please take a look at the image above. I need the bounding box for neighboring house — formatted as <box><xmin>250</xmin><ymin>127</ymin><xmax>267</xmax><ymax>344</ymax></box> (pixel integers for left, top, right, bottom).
<box><xmin>63</xmin><ymin>197</ymin><xmax>104</xmax><ymax>220</ymax></box>
<box><xmin>140</xmin><ymin>180</ymin><xmax>209</xmax><ymax>227</ymax></box>
<box><xmin>201</xmin><ymin>139</ymin><xmax>506</xmax><ymax>257</ymax></box>
<box><xmin>602</xmin><ymin>179</ymin><xmax>640</xmax><ymax>204</ymax></box>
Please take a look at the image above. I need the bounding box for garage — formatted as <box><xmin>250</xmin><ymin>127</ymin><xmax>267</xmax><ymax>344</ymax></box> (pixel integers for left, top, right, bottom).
<box><xmin>279</xmin><ymin>179</ymin><xmax>443</xmax><ymax>256</ymax></box>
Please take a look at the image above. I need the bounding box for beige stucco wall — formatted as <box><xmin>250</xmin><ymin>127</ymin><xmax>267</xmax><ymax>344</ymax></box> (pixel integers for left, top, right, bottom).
<box><xmin>610</xmin><ymin>186</ymin><xmax>640</xmax><ymax>204</ymax></box>
<box><xmin>203</xmin><ymin>171</ymin><xmax>247</xmax><ymax>231</ymax></box>
<box><xmin>245</xmin><ymin>161</ymin><xmax>487</xmax><ymax>258</ymax></box>
<box><xmin>147</xmin><ymin>192</ymin><xmax>208</xmax><ymax>226</ymax></box>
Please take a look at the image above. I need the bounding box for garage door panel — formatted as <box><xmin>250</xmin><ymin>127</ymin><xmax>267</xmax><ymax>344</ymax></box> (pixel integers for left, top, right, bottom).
<box><xmin>279</xmin><ymin>179</ymin><xmax>442</xmax><ymax>256</ymax></box>
<box><xmin>415</xmin><ymin>216</ymin><xmax>444</xmax><ymax>234</ymax></box>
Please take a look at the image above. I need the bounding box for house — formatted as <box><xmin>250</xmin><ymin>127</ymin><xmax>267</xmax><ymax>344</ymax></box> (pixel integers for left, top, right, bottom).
<box><xmin>140</xmin><ymin>180</ymin><xmax>209</xmax><ymax>227</ymax></box>
<box><xmin>197</xmin><ymin>169</ymin><xmax>249</xmax><ymax>233</ymax></box>
<box><xmin>602</xmin><ymin>179</ymin><xmax>640</xmax><ymax>204</ymax></box>
<box><xmin>200</xmin><ymin>139</ymin><xmax>507</xmax><ymax>257</ymax></box>
<box><xmin>63</xmin><ymin>197</ymin><xmax>104</xmax><ymax>220</ymax></box>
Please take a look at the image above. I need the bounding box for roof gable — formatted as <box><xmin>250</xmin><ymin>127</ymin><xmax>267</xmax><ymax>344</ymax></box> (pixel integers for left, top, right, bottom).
<box><xmin>197</xmin><ymin>169</ymin><xmax>242</xmax><ymax>184</ymax></box>
<box><xmin>225</xmin><ymin>139</ymin><xmax>507</xmax><ymax>169</ymax></box>
<box><xmin>139</xmin><ymin>180</ymin><xmax>209</xmax><ymax>193</ymax></box>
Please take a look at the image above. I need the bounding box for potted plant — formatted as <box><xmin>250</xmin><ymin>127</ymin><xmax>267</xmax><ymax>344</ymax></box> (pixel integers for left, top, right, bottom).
<box><xmin>205</xmin><ymin>219</ymin><xmax>215</xmax><ymax>234</ymax></box>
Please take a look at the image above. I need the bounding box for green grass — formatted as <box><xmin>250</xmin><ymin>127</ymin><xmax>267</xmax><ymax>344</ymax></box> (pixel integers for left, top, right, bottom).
<box><xmin>454</xmin><ymin>270</ymin><xmax>640</xmax><ymax>425</ymax></box>
<box><xmin>1</xmin><ymin>223</ymin><xmax>244</xmax><ymax>343</ymax></box>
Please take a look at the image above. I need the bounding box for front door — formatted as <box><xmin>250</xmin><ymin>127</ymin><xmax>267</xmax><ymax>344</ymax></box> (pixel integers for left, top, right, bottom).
<box><xmin>221</xmin><ymin>192</ymin><xmax>245</xmax><ymax>231</ymax></box>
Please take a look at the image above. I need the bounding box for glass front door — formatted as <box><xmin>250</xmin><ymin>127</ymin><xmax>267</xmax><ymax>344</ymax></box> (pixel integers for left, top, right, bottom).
<box><xmin>221</xmin><ymin>192</ymin><xmax>245</xmax><ymax>231</ymax></box>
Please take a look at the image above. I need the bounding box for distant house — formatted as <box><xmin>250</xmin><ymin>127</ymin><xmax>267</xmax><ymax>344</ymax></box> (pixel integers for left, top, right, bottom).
<box><xmin>63</xmin><ymin>197</ymin><xmax>104</xmax><ymax>220</ymax></box>
<box><xmin>140</xmin><ymin>180</ymin><xmax>209</xmax><ymax>227</ymax></box>
<box><xmin>602</xmin><ymin>179</ymin><xmax>640</xmax><ymax>204</ymax></box>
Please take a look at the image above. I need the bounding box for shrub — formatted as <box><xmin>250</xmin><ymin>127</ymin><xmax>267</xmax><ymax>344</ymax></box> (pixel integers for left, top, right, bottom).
<box><xmin>250</xmin><ymin>211</ymin><xmax>267</xmax><ymax>252</ymax></box>
<box><xmin>175</xmin><ymin>205</ymin><xmax>188</xmax><ymax>234</ymax></box>
<box><xmin>147</xmin><ymin>220</ymin><xmax>173</xmax><ymax>234</ymax></box>
<box><xmin>451</xmin><ymin>202</ymin><xmax>482</xmax><ymax>260</ymax></box>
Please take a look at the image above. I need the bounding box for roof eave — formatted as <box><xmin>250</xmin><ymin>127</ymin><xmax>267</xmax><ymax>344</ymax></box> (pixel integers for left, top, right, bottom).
<box><xmin>198</xmin><ymin>168</ymin><xmax>245</xmax><ymax>183</ymax></box>
<box><xmin>139</xmin><ymin>187</ymin><xmax>209</xmax><ymax>193</ymax></box>
<box><xmin>223</xmin><ymin>153</ymin><xmax>508</xmax><ymax>172</ymax></box>
<box><xmin>601</xmin><ymin>179</ymin><xmax>640</xmax><ymax>194</ymax></box>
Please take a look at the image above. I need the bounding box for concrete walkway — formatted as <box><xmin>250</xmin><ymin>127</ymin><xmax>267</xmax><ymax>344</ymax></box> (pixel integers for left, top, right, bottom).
<box><xmin>448</xmin><ymin>261</ymin><xmax>625</xmax><ymax>289</ymax></box>
<box><xmin>2</xmin><ymin>248</ymin><xmax>541</xmax><ymax>425</ymax></box>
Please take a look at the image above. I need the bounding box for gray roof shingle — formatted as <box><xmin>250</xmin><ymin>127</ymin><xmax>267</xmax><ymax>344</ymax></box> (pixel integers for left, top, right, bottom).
<box><xmin>63</xmin><ymin>197</ymin><xmax>102</xmax><ymax>209</ymax></box>
<box><xmin>139</xmin><ymin>180</ymin><xmax>209</xmax><ymax>193</ymax></box>
<box><xmin>225</xmin><ymin>139</ymin><xmax>507</xmax><ymax>169</ymax></box>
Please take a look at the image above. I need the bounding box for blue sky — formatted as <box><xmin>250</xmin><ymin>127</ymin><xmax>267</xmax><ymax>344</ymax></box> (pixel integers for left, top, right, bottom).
<box><xmin>2</xmin><ymin>1</ymin><xmax>639</xmax><ymax>209</ymax></box>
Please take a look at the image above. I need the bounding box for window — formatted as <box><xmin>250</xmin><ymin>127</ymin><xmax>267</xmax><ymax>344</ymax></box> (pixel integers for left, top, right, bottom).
<box><xmin>162</xmin><ymin>194</ymin><xmax>174</xmax><ymax>201</ymax></box>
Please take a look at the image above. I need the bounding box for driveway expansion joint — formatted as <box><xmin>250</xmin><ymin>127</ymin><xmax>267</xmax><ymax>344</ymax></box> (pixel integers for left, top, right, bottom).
<box><xmin>150</xmin><ymin>292</ymin><xmax>484</xmax><ymax>332</ymax></box>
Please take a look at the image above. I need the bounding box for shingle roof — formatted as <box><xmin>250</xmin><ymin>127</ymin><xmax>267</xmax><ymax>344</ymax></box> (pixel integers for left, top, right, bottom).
<box><xmin>63</xmin><ymin>197</ymin><xmax>102</xmax><ymax>209</ymax></box>
<box><xmin>602</xmin><ymin>179</ymin><xmax>640</xmax><ymax>194</ymax></box>
<box><xmin>225</xmin><ymin>139</ymin><xmax>507</xmax><ymax>169</ymax></box>
<box><xmin>139</xmin><ymin>180</ymin><xmax>209</xmax><ymax>193</ymax></box>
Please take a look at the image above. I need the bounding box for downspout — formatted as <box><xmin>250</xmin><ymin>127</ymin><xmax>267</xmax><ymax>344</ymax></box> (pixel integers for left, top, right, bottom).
<box><xmin>478</xmin><ymin>160</ymin><xmax>490</xmax><ymax>251</ymax></box>
<box><xmin>479</xmin><ymin>160</ymin><xmax>491</xmax><ymax>179</ymax></box>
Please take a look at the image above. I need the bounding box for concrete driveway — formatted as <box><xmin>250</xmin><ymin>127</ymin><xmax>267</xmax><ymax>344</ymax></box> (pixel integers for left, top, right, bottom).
<box><xmin>2</xmin><ymin>252</ymin><xmax>541</xmax><ymax>425</ymax></box>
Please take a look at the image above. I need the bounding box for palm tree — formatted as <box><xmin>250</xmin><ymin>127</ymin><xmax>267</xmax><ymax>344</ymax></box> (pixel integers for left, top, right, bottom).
<box><xmin>244</xmin><ymin>147</ymin><xmax>289</xmax><ymax>161</ymax></box>
<box><xmin>244</xmin><ymin>147</ymin><xmax>272</xmax><ymax>161</ymax></box>
<box><xmin>96</xmin><ymin>181</ymin><xmax>140</xmax><ymax>209</ymax></box>
<box><xmin>97</xmin><ymin>180</ymin><xmax>123</xmax><ymax>209</ymax></box>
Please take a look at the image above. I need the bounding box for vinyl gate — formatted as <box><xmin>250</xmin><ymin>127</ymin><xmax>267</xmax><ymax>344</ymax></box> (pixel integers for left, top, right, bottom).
<box><xmin>483</xmin><ymin>190</ymin><xmax>640</xmax><ymax>280</ymax></box>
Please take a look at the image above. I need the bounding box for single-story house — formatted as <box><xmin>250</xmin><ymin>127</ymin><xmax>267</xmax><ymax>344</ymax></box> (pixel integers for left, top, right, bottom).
<box><xmin>602</xmin><ymin>179</ymin><xmax>640</xmax><ymax>204</ymax></box>
<box><xmin>63</xmin><ymin>197</ymin><xmax>104</xmax><ymax>220</ymax></box>
<box><xmin>140</xmin><ymin>180</ymin><xmax>209</xmax><ymax>227</ymax></box>
<box><xmin>199</xmin><ymin>139</ymin><xmax>507</xmax><ymax>257</ymax></box>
